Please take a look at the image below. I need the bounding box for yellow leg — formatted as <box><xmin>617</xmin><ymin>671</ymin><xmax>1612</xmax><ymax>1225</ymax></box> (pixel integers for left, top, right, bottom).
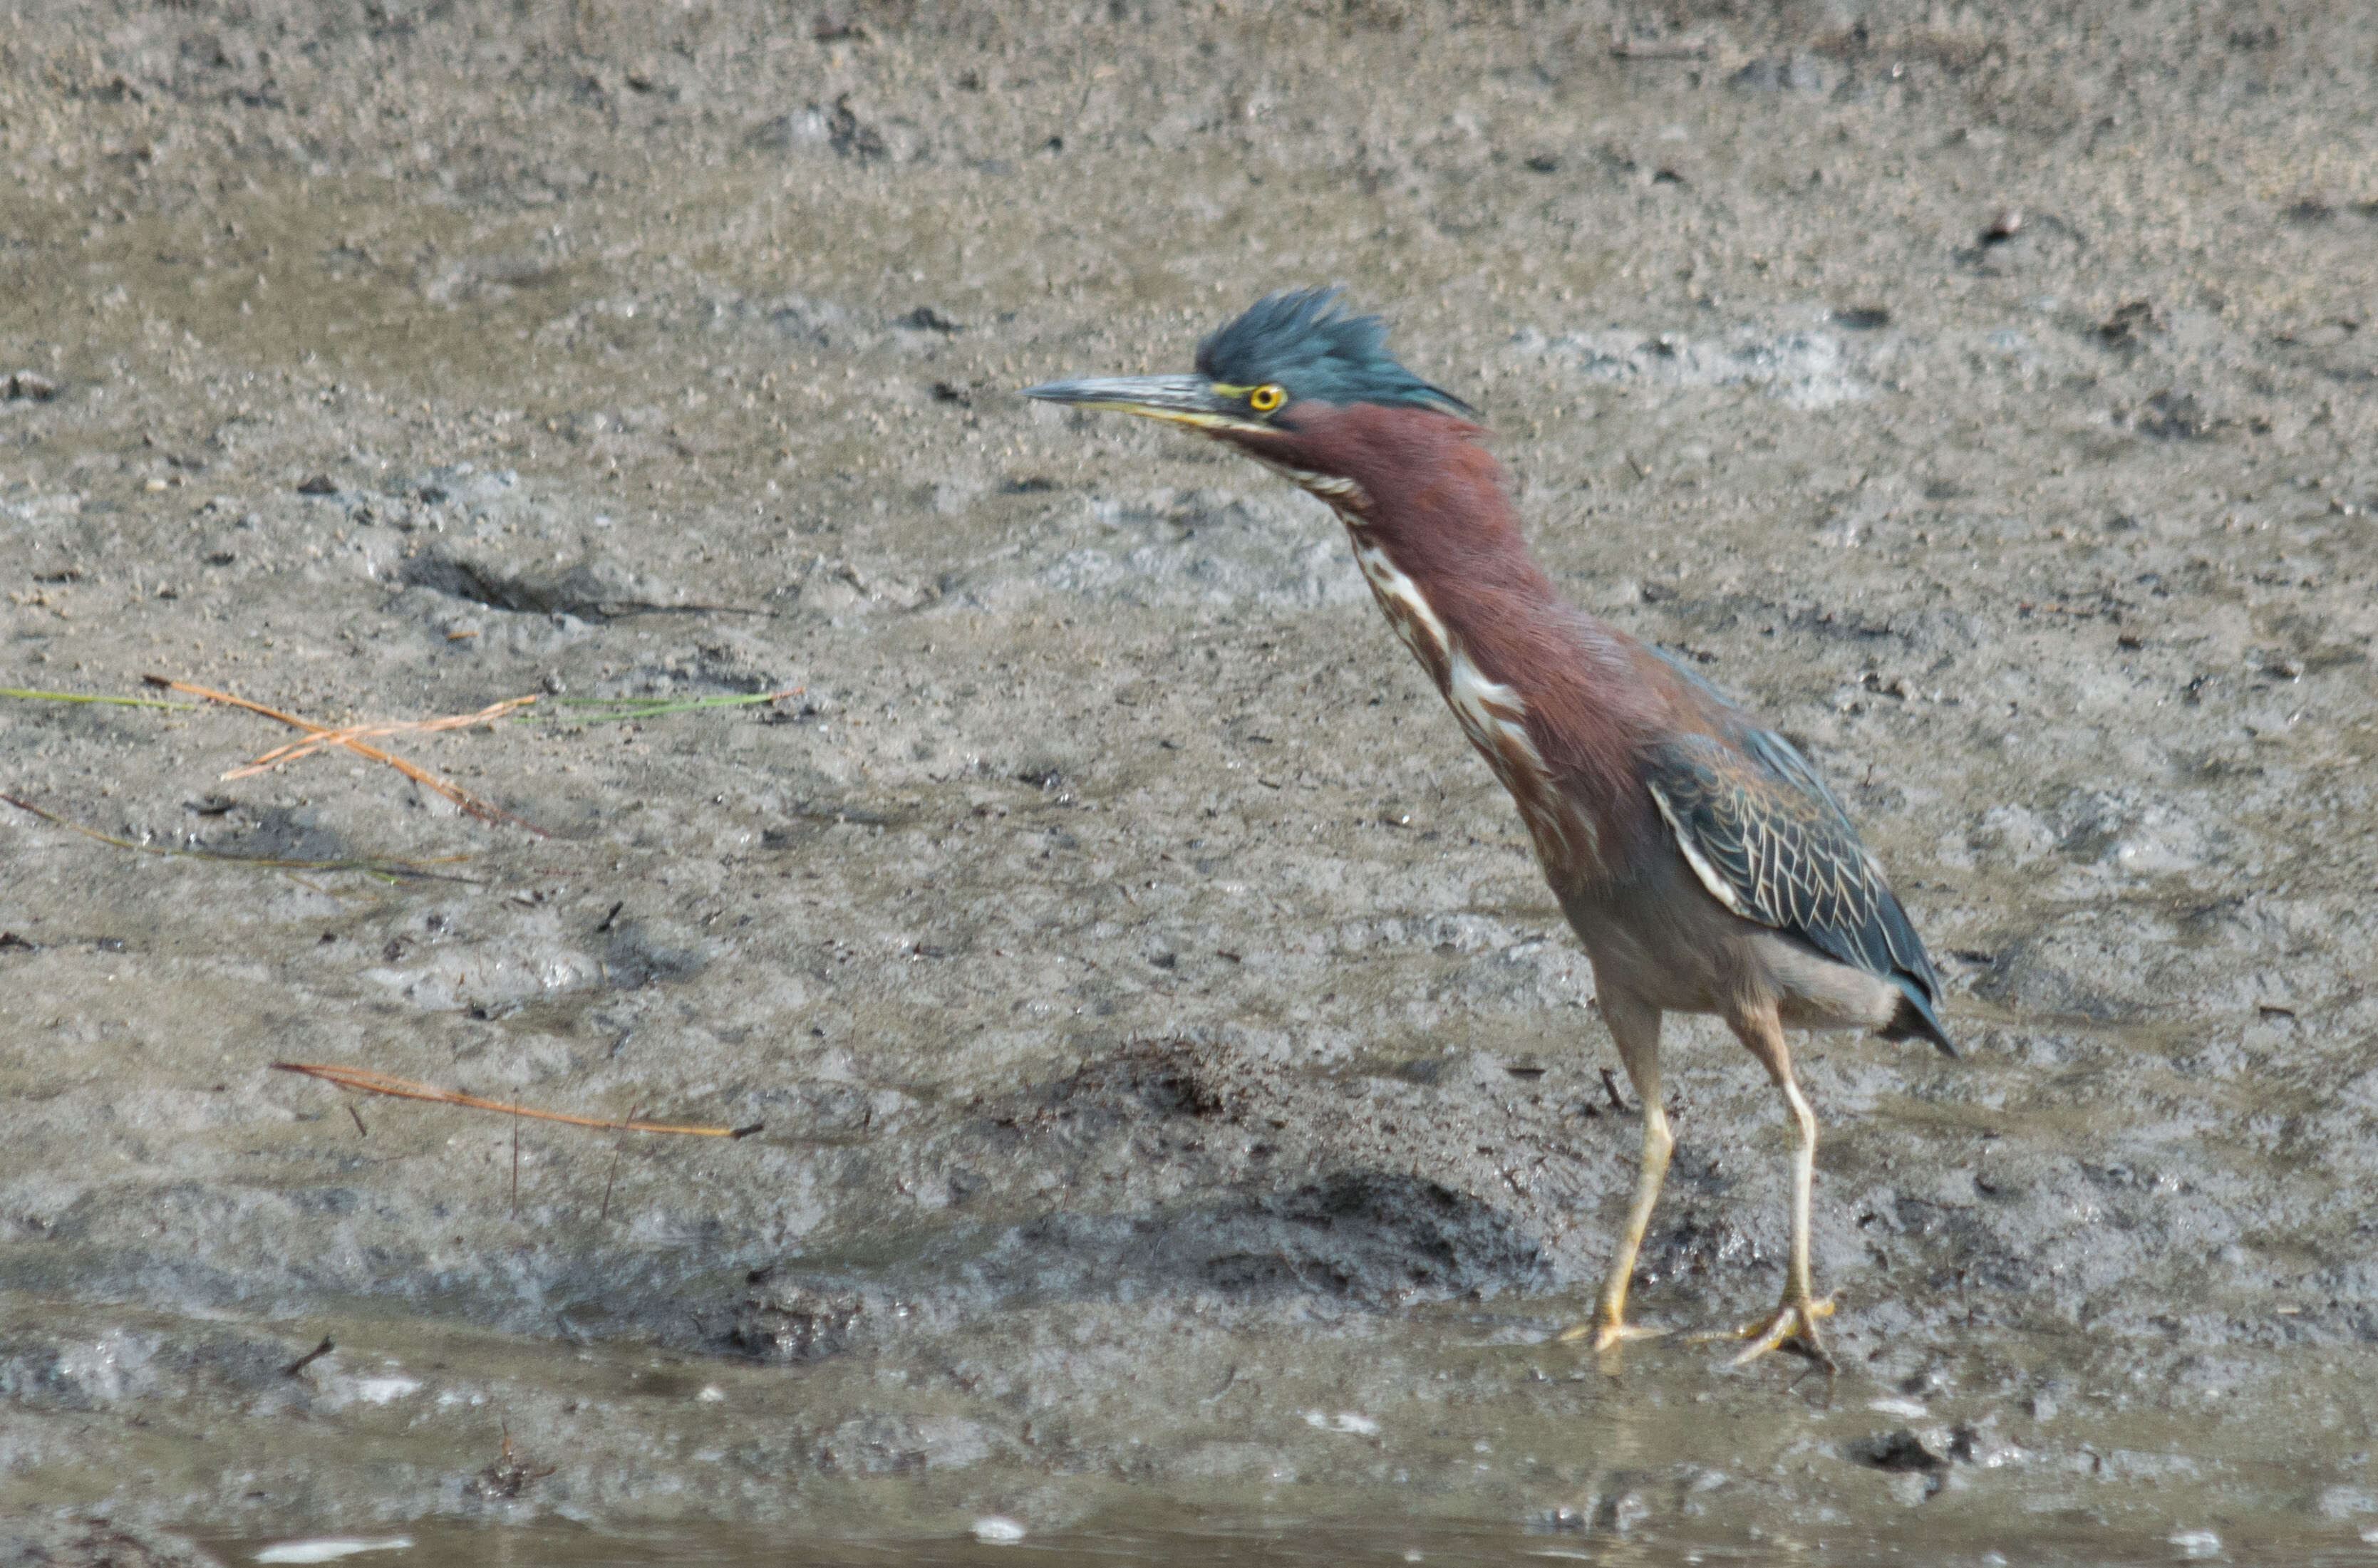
<box><xmin>1723</xmin><ymin>1004</ymin><xmax>1836</xmax><ymax>1369</ymax></box>
<box><xmin>1558</xmin><ymin>995</ymin><xmax>1671</xmax><ymax>1351</ymax></box>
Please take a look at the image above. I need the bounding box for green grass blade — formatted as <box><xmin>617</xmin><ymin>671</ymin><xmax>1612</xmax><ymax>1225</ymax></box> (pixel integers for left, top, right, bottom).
<box><xmin>511</xmin><ymin>688</ymin><xmax>798</xmax><ymax>724</ymax></box>
<box><xmin>3</xmin><ymin>687</ymin><xmax>197</xmax><ymax>710</ymax></box>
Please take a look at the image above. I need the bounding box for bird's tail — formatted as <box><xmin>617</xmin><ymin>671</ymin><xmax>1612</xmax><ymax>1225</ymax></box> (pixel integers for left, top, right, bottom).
<box><xmin>1879</xmin><ymin>978</ymin><xmax>1957</xmax><ymax>1059</ymax></box>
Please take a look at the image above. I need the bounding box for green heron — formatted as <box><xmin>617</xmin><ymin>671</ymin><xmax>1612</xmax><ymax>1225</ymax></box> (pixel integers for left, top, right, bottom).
<box><xmin>1024</xmin><ymin>289</ymin><xmax>1953</xmax><ymax>1366</ymax></box>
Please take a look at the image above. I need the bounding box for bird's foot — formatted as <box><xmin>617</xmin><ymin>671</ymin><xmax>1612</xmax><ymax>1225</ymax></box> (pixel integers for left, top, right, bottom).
<box><xmin>1555</xmin><ymin>1317</ymin><xmax>1668</xmax><ymax>1352</ymax></box>
<box><xmin>1712</xmin><ymin>1295</ymin><xmax>1836</xmax><ymax>1371</ymax></box>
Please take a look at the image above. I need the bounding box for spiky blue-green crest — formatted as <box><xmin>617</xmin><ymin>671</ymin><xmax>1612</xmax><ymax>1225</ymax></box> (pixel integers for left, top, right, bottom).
<box><xmin>1195</xmin><ymin>286</ymin><xmax>1475</xmax><ymax>417</ymax></box>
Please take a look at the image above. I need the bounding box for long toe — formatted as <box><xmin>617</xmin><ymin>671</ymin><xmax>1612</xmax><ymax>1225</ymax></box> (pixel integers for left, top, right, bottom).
<box><xmin>1556</xmin><ymin>1318</ymin><xmax>1668</xmax><ymax>1351</ymax></box>
<box><xmin>1727</xmin><ymin>1297</ymin><xmax>1836</xmax><ymax>1370</ymax></box>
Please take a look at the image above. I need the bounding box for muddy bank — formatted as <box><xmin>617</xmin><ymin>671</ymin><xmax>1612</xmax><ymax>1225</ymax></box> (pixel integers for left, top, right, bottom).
<box><xmin>4</xmin><ymin>0</ymin><xmax>2377</xmax><ymax>1557</ymax></box>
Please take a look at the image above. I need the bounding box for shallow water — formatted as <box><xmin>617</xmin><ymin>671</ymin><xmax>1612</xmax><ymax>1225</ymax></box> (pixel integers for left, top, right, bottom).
<box><xmin>194</xmin><ymin>1517</ymin><xmax>2378</xmax><ymax>1568</ymax></box>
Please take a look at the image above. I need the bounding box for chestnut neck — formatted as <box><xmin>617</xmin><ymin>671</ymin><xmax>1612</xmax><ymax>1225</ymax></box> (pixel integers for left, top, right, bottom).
<box><xmin>1236</xmin><ymin>400</ymin><xmax>1565</xmax><ymax>657</ymax></box>
<box><xmin>1226</xmin><ymin>399</ymin><xmax>1663</xmax><ymax>867</ymax></box>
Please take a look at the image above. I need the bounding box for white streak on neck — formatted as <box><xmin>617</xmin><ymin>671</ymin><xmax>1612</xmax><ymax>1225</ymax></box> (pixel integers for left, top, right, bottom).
<box><xmin>1345</xmin><ymin>535</ymin><xmax>1602</xmax><ymax>883</ymax></box>
<box><xmin>1249</xmin><ymin>455</ymin><xmax>1372</xmax><ymax>514</ymax></box>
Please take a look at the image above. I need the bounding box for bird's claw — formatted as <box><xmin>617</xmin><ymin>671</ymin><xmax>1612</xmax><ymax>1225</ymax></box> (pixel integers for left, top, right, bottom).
<box><xmin>1715</xmin><ymin>1295</ymin><xmax>1836</xmax><ymax>1370</ymax></box>
<box><xmin>1556</xmin><ymin>1317</ymin><xmax>1668</xmax><ymax>1351</ymax></box>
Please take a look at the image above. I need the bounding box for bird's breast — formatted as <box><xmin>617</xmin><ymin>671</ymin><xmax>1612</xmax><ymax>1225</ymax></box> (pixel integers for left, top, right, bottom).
<box><xmin>1345</xmin><ymin>532</ymin><xmax>1603</xmax><ymax>888</ymax></box>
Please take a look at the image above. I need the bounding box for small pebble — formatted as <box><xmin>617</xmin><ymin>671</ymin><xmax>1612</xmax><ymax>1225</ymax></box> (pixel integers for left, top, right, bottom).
<box><xmin>353</xmin><ymin>1375</ymin><xmax>421</xmax><ymax>1405</ymax></box>
<box><xmin>2168</xmin><ymin>1528</ymin><xmax>2221</xmax><ymax>1559</ymax></box>
<box><xmin>971</xmin><ymin>1517</ymin><xmax>1026</xmax><ymax>1545</ymax></box>
<box><xmin>1303</xmin><ymin>1410</ymin><xmax>1380</xmax><ymax>1435</ymax></box>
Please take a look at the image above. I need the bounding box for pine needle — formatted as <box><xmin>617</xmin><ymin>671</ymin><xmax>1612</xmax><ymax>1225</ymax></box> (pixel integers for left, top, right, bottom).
<box><xmin>272</xmin><ymin>1061</ymin><xmax>764</xmax><ymax>1138</ymax></box>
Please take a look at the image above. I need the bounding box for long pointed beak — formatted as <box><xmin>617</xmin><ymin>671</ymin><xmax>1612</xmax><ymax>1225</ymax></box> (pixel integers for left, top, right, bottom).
<box><xmin>1020</xmin><ymin>373</ymin><xmax>1269</xmax><ymax>435</ymax></box>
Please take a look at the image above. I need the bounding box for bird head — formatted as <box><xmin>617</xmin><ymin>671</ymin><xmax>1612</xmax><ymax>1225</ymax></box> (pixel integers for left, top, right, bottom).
<box><xmin>1022</xmin><ymin>287</ymin><xmax>1474</xmax><ymax>458</ymax></box>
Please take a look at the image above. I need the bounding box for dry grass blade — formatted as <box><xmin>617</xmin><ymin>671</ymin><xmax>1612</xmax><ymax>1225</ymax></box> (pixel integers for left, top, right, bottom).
<box><xmin>272</xmin><ymin>1062</ymin><xmax>763</xmax><ymax>1138</ymax></box>
<box><xmin>144</xmin><ymin>675</ymin><xmax>548</xmax><ymax>837</ymax></box>
<box><xmin>0</xmin><ymin>790</ymin><xmax>480</xmax><ymax>882</ymax></box>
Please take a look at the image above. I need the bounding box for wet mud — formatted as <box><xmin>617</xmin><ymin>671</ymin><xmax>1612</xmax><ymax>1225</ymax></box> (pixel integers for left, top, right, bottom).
<box><xmin>4</xmin><ymin>1</ymin><xmax>2377</xmax><ymax>1559</ymax></box>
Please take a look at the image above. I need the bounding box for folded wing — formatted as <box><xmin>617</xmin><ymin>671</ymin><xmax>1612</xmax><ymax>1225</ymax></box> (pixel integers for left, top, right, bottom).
<box><xmin>1645</xmin><ymin>727</ymin><xmax>1953</xmax><ymax>1054</ymax></box>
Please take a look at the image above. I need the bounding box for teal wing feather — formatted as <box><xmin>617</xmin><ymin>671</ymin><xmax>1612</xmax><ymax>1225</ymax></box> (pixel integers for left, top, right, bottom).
<box><xmin>1645</xmin><ymin>725</ymin><xmax>1951</xmax><ymax>1053</ymax></box>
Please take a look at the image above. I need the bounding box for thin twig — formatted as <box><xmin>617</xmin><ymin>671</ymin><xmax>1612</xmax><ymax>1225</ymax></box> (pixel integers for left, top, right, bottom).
<box><xmin>0</xmin><ymin>791</ymin><xmax>480</xmax><ymax>882</ymax></box>
<box><xmin>272</xmin><ymin>1062</ymin><xmax>761</xmax><ymax>1138</ymax></box>
<box><xmin>283</xmin><ymin>1336</ymin><xmax>335</xmax><ymax>1377</ymax></box>
<box><xmin>586</xmin><ymin>600</ymin><xmax>780</xmax><ymax>619</ymax></box>
<box><xmin>145</xmin><ymin>675</ymin><xmax>548</xmax><ymax>837</ymax></box>
<box><xmin>599</xmin><ymin>1103</ymin><xmax>641</xmax><ymax>1221</ymax></box>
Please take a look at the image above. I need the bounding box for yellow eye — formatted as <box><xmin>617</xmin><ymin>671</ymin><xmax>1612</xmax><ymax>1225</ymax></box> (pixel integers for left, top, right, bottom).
<box><xmin>1248</xmin><ymin>383</ymin><xmax>1286</xmax><ymax>414</ymax></box>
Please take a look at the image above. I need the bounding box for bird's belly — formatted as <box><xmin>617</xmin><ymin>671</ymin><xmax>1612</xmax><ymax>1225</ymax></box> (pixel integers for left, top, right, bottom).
<box><xmin>1561</xmin><ymin>872</ymin><xmax>1898</xmax><ymax>1030</ymax></box>
<box><xmin>1561</xmin><ymin>888</ymin><xmax>1738</xmax><ymax>1015</ymax></box>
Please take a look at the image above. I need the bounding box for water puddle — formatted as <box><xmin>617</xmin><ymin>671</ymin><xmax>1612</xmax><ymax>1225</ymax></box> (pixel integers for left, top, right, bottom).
<box><xmin>200</xmin><ymin>1516</ymin><xmax>2378</xmax><ymax>1568</ymax></box>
